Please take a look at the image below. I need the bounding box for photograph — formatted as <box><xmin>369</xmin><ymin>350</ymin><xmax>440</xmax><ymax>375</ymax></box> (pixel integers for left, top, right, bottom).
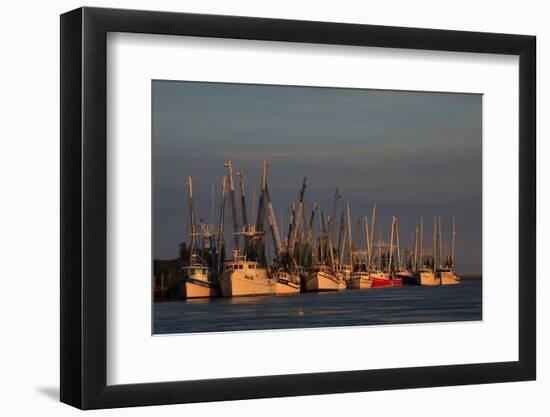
<box><xmin>53</xmin><ymin>4</ymin><xmax>538</xmax><ymax>412</ymax></box>
<box><xmin>152</xmin><ymin>80</ymin><xmax>482</xmax><ymax>334</ymax></box>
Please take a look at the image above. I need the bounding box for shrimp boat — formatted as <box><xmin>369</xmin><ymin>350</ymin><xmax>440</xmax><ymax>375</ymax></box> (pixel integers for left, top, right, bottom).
<box><xmin>347</xmin><ymin>210</ymin><xmax>372</xmax><ymax>289</ymax></box>
<box><xmin>396</xmin><ymin>269</ymin><xmax>416</xmax><ymax>285</ymax></box>
<box><xmin>339</xmin><ymin>264</ymin><xmax>353</xmax><ymax>284</ymax></box>
<box><xmin>273</xmin><ymin>265</ymin><xmax>302</xmax><ymax>294</ymax></box>
<box><xmin>437</xmin><ymin>217</ymin><xmax>460</xmax><ymax>285</ymax></box>
<box><xmin>412</xmin><ymin>217</ymin><xmax>441</xmax><ymax>286</ymax></box>
<box><xmin>305</xmin><ymin>193</ymin><xmax>346</xmax><ymax>291</ymax></box>
<box><xmin>369</xmin><ymin>216</ymin><xmax>403</xmax><ymax>288</ymax></box>
<box><xmin>415</xmin><ymin>267</ymin><xmax>440</xmax><ymax>286</ymax></box>
<box><xmin>349</xmin><ymin>269</ymin><xmax>372</xmax><ymax>289</ymax></box>
<box><xmin>305</xmin><ymin>264</ymin><xmax>343</xmax><ymax>291</ymax></box>
<box><xmin>218</xmin><ymin>253</ymin><xmax>275</xmax><ymax>296</ymax></box>
<box><xmin>216</xmin><ymin>162</ymin><xmax>276</xmax><ymax>297</ymax></box>
<box><xmin>273</xmin><ymin>177</ymin><xmax>307</xmax><ymax>295</ymax></box>
<box><xmin>181</xmin><ymin>176</ymin><xmax>220</xmax><ymax>298</ymax></box>
<box><xmin>438</xmin><ymin>268</ymin><xmax>459</xmax><ymax>285</ymax></box>
<box><xmin>370</xmin><ymin>270</ymin><xmax>403</xmax><ymax>287</ymax></box>
<box><xmin>181</xmin><ymin>255</ymin><xmax>221</xmax><ymax>298</ymax></box>
<box><xmin>392</xmin><ymin>214</ymin><xmax>416</xmax><ymax>285</ymax></box>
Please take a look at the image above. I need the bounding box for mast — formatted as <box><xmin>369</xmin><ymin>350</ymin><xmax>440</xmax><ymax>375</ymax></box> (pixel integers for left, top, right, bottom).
<box><xmin>377</xmin><ymin>224</ymin><xmax>382</xmax><ymax>271</ymax></box>
<box><xmin>252</xmin><ymin>188</ymin><xmax>256</xmax><ymax>228</ymax></box>
<box><xmin>451</xmin><ymin>217</ymin><xmax>456</xmax><ymax>271</ymax></box>
<box><xmin>369</xmin><ymin>203</ymin><xmax>377</xmax><ymax>269</ymax></box>
<box><xmin>324</xmin><ymin>212</ymin><xmax>335</xmax><ymax>268</ymax></box>
<box><xmin>432</xmin><ymin>216</ymin><xmax>437</xmax><ymax>273</ymax></box>
<box><xmin>319</xmin><ymin>211</ymin><xmax>325</xmax><ymax>264</ymax></box>
<box><xmin>217</xmin><ymin>176</ymin><xmax>227</xmax><ymax>271</ymax></box>
<box><xmin>236</xmin><ymin>169</ymin><xmax>248</xmax><ymax>227</ymax></box>
<box><xmin>289</xmin><ymin>177</ymin><xmax>307</xmax><ymax>254</ymax></box>
<box><xmin>388</xmin><ymin>216</ymin><xmax>396</xmax><ymax>275</ymax></box>
<box><xmin>262</xmin><ymin>161</ymin><xmax>282</xmax><ymax>256</ymax></box>
<box><xmin>339</xmin><ymin>229</ymin><xmax>347</xmax><ymax>265</ymax></box>
<box><xmin>256</xmin><ymin>163</ymin><xmax>266</xmax><ymax>231</ymax></box>
<box><xmin>438</xmin><ymin>216</ymin><xmax>443</xmax><ymax>269</ymax></box>
<box><xmin>210</xmin><ymin>180</ymin><xmax>215</xmax><ymax>225</ymax></box>
<box><xmin>413</xmin><ymin>220</ymin><xmax>419</xmax><ymax>272</ymax></box>
<box><xmin>308</xmin><ymin>202</ymin><xmax>318</xmax><ymax>265</ymax></box>
<box><xmin>326</xmin><ymin>188</ymin><xmax>340</xmax><ymax>268</ymax></box>
<box><xmin>186</xmin><ymin>176</ymin><xmax>196</xmax><ymax>263</ymax></box>
<box><xmin>287</xmin><ymin>202</ymin><xmax>296</xmax><ymax>248</ymax></box>
<box><xmin>419</xmin><ymin>217</ymin><xmax>423</xmax><ymax>270</ymax></box>
<box><xmin>354</xmin><ymin>218</ymin><xmax>361</xmax><ymax>258</ymax></box>
<box><xmin>395</xmin><ymin>218</ymin><xmax>401</xmax><ymax>271</ymax></box>
<box><xmin>337</xmin><ymin>209</ymin><xmax>345</xmax><ymax>263</ymax></box>
<box><xmin>364</xmin><ymin>216</ymin><xmax>371</xmax><ymax>268</ymax></box>
<box><xmin>347</xmin><ymin>203</ymin><xmax>353</xmax><ymax>268</ymax></box>
<box><xmin>236</xmin><ymin>168</ymin><xmax>249</xmax><ymax>256</ymax></box>
<box><xmin>280</xmin><ymin>209</ymin><xmax>284</xmax><ymax>243</ymax></box>
<box><xmin>224</xmin><ymin>161</ymin><xmax>240</xmax><ymax>255</ymax></box>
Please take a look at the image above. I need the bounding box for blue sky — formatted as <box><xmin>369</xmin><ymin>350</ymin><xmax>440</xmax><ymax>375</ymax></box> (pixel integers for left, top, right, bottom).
<box><xmin>152</xmin><ymin>80</ymin><xmax>482</xmax><ymax>274</ymax></box>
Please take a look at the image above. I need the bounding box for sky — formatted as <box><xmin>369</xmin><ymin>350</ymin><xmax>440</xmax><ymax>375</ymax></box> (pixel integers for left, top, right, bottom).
<box><xmin>152</xmin><ymin>80</ymin><xmax>482</xmax><ymax>274</ymax></box>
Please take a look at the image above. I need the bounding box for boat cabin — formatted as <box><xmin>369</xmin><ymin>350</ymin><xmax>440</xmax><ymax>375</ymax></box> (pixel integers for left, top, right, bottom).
<box><xmin>222</xmin><ymin>261</ymin><xmax>260</xmax><ymax>271</ymax></box>
<box><xmin>312</xmin><ymin>264</ymin><xmax>332</xmax><ymax>273</ymax></box>
<box><xmin>183</xmin><ymin>266</ymin><xmax>209</xmax><ymax>277</ymax></box>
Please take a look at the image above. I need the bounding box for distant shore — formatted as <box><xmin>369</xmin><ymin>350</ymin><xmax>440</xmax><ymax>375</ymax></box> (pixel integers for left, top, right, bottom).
<box><xmin>459</xmin><ymin>274</ymin><xmax>482</xmax><ymax>281</ymax></box>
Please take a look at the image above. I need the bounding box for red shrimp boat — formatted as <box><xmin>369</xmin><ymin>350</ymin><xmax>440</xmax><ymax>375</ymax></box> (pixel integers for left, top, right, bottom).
<box><xmin>369</xmin><ymin>270</ymin><xmax>403</xmax><ymax>288</ymax></box>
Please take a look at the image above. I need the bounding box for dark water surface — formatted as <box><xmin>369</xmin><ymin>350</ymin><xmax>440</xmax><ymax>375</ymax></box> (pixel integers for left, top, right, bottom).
<box><xmin>153</xmin><ymin>280</ymin><xmax>482</xmax><ymax>334</ymax></box>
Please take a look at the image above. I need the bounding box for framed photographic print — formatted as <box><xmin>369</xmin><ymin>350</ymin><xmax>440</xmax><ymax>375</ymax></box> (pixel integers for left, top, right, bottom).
<box><xmin>60</xmin><ymin>6</ymin><xmax>536</xmax><ymax>409</ymax></box>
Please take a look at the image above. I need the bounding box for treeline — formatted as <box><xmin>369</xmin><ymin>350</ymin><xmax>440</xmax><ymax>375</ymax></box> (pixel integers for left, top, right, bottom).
<box><xmin>458</xmin><ymin>274</ymin><xmax>482</xmax><ymax>281</ymax></box>
<box><xmin>153</xmin><ymin>241</ymin><xmax>193</xmax><ymax>301</ymax></box>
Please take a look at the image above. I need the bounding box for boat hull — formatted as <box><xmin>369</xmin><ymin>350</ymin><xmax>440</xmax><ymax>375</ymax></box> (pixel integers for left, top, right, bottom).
<box><xmin>348</xmin><ymin>276</ymin><xmax>373</xmax><ymax>289</ymax></box>
<box><xmin>370</xmin><ymin>273</ymin><xmax>403</xmax><ymax>288</ymax></box>
<box><xmin>305</xmin><ymin>271</ymin><xmax>342</xmax><ymax>292</ymax></box>
<box><xmin>218</xmin><ymin>270</ymin><xmax>275</xmax><ymax>297</ymax></box>
<box><xmin>416</xmin><ymin>272</ymin><xmax>440</xmax><ymax>286</ymax></box>
<box><xmin>439</xmin><ymin>272</ymin><xmax>460</xmax><ymax>285</ymax></box>
<box><xmin>181</xmin><ymin>278</ymin><xmax>220</xmax><ymax>298</ymax></box>
<box><xmin>275</xmin><ymin>278</ymin><xmax>301</xmax><ymax>294</ymax></box>
<box><xmin>397</xmin><ymin>272</ymin><xmax>417</xmax><ymax>285</ymax></box>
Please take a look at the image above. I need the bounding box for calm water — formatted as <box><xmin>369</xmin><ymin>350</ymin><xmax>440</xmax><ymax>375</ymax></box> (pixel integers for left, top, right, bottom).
<box><xmin>153</xmin><ymin>280</ymin><xmax>482</xmax><ymax>334</ymax></box>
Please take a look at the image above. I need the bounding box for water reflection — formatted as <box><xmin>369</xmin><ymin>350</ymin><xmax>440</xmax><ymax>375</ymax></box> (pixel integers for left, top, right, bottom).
<box><xmin>154</xmin><ymin>281</ymin><xmax>482</xmax><ymax>334</ymax></box>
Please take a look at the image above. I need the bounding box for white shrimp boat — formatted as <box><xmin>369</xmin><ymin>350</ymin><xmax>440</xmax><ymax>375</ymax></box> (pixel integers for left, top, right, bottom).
<box><xmin>415</xmin><ymin>267</ymin><xmax>440</xmax><ymax>286</ymax></box>
<box><xmin>348</xmin><ymin>271</ymin><xmax>372</xmax><ymax>289</ymax></box>
<box><xmin>273</xmin><ymin>268</ymin><xmax>301</xmax><ymax>294</ymax></box>
<box><xmin>305</xmin><ymin>264</ymin><xmax>343</xmax><ymax>291</ymax></box>
<box><xmin>438</xmin><ymin>268</ymin><xmax>460</xmax><ymax>285</ymax></box>
<box><xmin>218</xmin><ymin>255</ymin><xmax>275</xmax><ymax>297</ymax></box>
<box><xmin>181</xmin><ymin>262</ymin><xmax>220</xmax><ymax>298</ymax></box>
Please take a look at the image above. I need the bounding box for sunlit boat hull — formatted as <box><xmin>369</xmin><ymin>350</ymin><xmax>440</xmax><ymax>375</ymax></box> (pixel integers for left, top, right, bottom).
<box><xmin>181</xmin><ymin>277</ymin><xmax>221</xmax><ymax>298</ymax></box>
<box><xmin>218</xmin><ymin>269</ymin><xmax>275</xmax><ymax>297</ymax></box>
<box><xmin>370</xmin><ymin>272</ymin><xmax>403</xmax><ymax>288</ymax></box>
<box><xmin>415</xmin><ymin>271</ymin><xmax>440</xmax><ymax>286</ymax></box>
<box><xmin>348</xmin><ymin>273</ymin><xmax>373</xmax><ymax>289</ymax></box>
<box><xmin>305</xmin><ymin>270</ymin><xmax>342</xmax><ymax>292</ymax></box>
<box><xmin>275</xmin><ymin>277</ymin><xmax>301</xmax><ymax>294</ymax></box>
<box><xmin>439</xmin><ymin>271</ymin><xmax>460</xmax><ymax>285</ymax></box>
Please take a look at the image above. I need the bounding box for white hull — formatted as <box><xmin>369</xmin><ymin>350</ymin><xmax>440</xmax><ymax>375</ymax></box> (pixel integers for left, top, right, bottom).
<box><xmin>439</xmin><ymin>271</ymin><xmax>460</xmax><ymax>285</ymax></box>
<box><xmin>218</xmin><ymin>268</ymin><xmax>275</xmax><ymax>297</ymax></box>
<box><xmin>305</xmin><ymin>270</ymin><xmax>343</xmax><ymax>292</ymax></box>
<box><xmin>275</xmin><ymin>278</ymin><xmax>301</xmax><ymax>294</ymax></box>
<box><xmin>181</xmin><ymin>279</ymin><xmax>220</xmax><ymax>298</ymax></box>
<box><xmin>349</xmin><ymin>272</ymin><xmax>373</xmax><ymax>289</ymax></box>
<box><xmin>416</xmin><ymin>271</ymin><xmax>440</xmax><ymax>286</ymax></box>
<box><xmin>181</xmin><ymin>266</ymin><xmax>219</xmax><ymax>298</ymax></box>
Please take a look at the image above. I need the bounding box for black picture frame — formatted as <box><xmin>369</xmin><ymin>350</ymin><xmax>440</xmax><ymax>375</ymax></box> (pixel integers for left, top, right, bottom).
<box><xmin>60</xmin><ymin>6</ymin><xmax>536</xmax><ymax>410</ymax></box>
